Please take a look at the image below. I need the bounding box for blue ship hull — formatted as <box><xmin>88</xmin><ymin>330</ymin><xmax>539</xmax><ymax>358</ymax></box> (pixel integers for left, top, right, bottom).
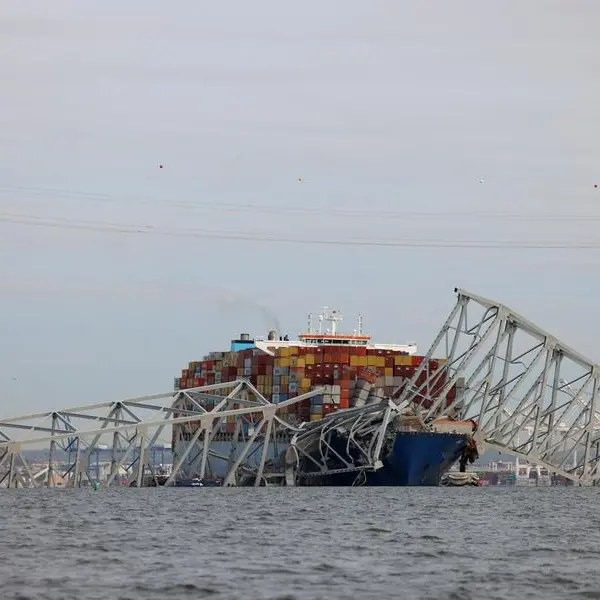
<box><xmin>368</xmin><ymin>431</ymin><xmax>470</xmax><ymax>486</ymax></box>
<box><xmin>174</xmin><ymin>430</ymin><xmax>470</xmax><ymax>486</ymax></box>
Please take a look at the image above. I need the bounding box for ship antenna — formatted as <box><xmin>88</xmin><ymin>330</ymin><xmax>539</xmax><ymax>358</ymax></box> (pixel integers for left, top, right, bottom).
<box><xmin>357</xmin><ymin>313</ymin><xmax>363</xmax><ymax>336</ymax></box>
<box><xmin>308</xmin><ymin>312</ymin><xmax>313</xmax><ymax>334</ymax></box>
<box><xmin>320</xmin><ymin>307</ymin><xmax>342</xmax><ymax>336</ymax></box>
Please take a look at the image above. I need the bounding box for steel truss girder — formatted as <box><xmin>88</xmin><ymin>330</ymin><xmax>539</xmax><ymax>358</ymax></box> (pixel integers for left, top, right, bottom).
<box><xmin>396</xmin><ymin>288</ymin><xmax>600</xmax><ymax>486</ymax></box>
<box><xmin>0</xmin><ymin>380</ymin><xmax>323</xmax><ymax>489</ymax></box>
<box><xmin>286</xmin><ymin>401</ymin><xmax>395</xmax><ymax>486</ymax></box>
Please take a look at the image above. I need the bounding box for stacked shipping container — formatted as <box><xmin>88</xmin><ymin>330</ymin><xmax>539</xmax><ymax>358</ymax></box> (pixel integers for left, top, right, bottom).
<box><xmin>175</xmin><ymin>345</ymin><xmax>455</xmax><ymax>431</ymax></box>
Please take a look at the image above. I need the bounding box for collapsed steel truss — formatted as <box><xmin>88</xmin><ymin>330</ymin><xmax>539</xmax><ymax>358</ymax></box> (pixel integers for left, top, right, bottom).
<box><xmin>285</xmin><ymin>402</ymin><xmax>395</xmax><ymax>486</ymax></box>
<box><xmin>0</xmin><ymin>380</ymin><xmax>321</xmax><ymax>488</ymax></box>
<box><xmin>3</xmin><ymin>288</ymin><xmax>600</xmax><ymax>488</ymax></box>
<box><xmin>396</xmin><ymin>289</ymin><xmax>600</xmax><ymax>485</ymax></box>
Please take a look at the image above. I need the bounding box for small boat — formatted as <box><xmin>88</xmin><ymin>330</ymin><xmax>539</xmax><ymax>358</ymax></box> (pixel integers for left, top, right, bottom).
<box><xmin>174</xmin><ymin>477</ymin><xmax>223</xmax><ymax>488</ymax></box>
<box><xmin>440</xmin><ymin>471</ymin><xmax>480</xmax><ymax>487</ymax></box>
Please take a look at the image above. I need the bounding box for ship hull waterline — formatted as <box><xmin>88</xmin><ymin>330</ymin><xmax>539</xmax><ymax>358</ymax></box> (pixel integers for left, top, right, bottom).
<box><xmin>173</xmin><ymin>431</ymin><xmax>471</xmax><ymax>487</ymax></box>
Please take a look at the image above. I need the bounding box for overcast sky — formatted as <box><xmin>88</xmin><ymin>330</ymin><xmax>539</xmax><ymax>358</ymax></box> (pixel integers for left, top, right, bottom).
<box><xmin>1</xmin><ymin>1</ymin><xmax>599</xmax><ymax>416</ymax></box>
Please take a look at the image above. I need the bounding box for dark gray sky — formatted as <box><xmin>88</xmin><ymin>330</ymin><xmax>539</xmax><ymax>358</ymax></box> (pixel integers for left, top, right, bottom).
<box><xmin>1</xmin><ymin>1</ymin><xmax>599</xmax><ymax>415</ymax></box>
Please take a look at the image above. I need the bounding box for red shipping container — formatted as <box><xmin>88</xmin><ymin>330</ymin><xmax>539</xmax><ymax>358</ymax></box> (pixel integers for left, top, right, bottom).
<box><xmin>351</xmin><ymin>346</ymin><xmax>367</xmax><ymax>356</ymax></box>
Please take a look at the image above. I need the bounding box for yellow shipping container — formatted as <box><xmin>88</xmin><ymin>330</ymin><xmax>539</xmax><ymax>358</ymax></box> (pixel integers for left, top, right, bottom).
<box><xmin>297</xmin><ymin>358</ymin><xmax>306</xmax><ymax>368</ymax></box>
<box><xmin>367</xmin><ymin>356</ymin><xmax>378</xmax><ymax>366</ymax></box>
<box><xmin>310</xmin><ymin>414</ymin><xmax>323</xmax><ymax>421</ymax></box>
<box><xmin>279</xmin><ymin>347</ymin><xmax>290</xmax><ymax>357</ymax></box>
<box><xmin>305</xmin><ymin>354</ymin><xmax>315</xmax><ymax>365</ymax></box>
<box><xmin>289</xmin><ymin>346</ymin><xmax>298</xmax><ymax>356</ymax></box>
<box><xmin>385</xmin><ymin>367</ymin><xmax>393</xmax><ymax>377</ymax></box>
<box><xmin>376</xmin><ymin>356</ymin><xmax>386</xmax><ymax>367</ymax></box>
<box><xmin>302</xmin><ymin>378</ymin><xmax>312</xmax><ymax>389</ymax></box>
<box><xmin>395</xmin><ymin>355</ymin><xmax>412</xmax><ymax>366</ymax></box>
<box><xmin>280</xmin><ymin>357</ymin><xmax>291</xmax><ymax>368</ymax></box>
<box><xmin>289</xmin><ymin>357</ymin><xmax>298</xmax><ymax>367</ymax></box>
<box><xmin>350</xmin><ymin>355</ymin><xmax>360</xmax><ymax>366</ymax></box>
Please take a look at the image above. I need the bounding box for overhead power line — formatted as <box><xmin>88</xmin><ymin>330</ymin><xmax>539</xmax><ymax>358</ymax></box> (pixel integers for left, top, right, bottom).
<box><xmin>1</xmin><ymin>212</ymin><xmax>599</xmax><ymax>250</ymax></box>
<box><xmin>1</xmin><ymin>183</ymin><xmax>599</xmax><ymax>222</ymax></box>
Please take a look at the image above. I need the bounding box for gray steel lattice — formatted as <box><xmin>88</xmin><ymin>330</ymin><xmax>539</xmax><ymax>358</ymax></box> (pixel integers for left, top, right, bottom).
<box><xmin>0</xmin><ymin>379</ymin><xmax>322</xmax><ymax>488</ymax></box>
<box><xmin>3</xmin><ymin>289</ymin><xmax>600</xmax><ymax>487</ymax></box>
<box><xmin>395</xmin><ymin>289</ymin><xmax>600</xmax><ymax>485</ymax></box>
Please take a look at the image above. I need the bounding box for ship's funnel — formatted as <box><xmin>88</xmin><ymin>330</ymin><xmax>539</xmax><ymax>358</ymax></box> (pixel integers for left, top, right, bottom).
<box><xmin>240</xmin><ymin>333</ymin><xmax>250</xmax><ymax>341</ymax></box>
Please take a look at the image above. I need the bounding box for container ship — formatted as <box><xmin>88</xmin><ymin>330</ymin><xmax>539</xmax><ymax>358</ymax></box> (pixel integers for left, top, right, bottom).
<box><xmin>172</xmin><ymin>308</ymin><xmax>478</xmax><ymax>486</ymax></box>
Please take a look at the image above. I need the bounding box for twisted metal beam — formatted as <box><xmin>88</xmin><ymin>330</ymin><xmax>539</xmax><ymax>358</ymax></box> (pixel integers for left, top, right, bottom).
<box><xmin>397</xmin><ymin>288</ymin><xmax>600</xmax><ymax>485</ymax></box>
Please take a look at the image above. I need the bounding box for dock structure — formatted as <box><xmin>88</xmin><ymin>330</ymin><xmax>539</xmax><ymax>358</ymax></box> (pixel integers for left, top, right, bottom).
<box><xmin>3</xmin><ymin>288</ymin><xmax>600</xmax><ymax>487</ymax></box>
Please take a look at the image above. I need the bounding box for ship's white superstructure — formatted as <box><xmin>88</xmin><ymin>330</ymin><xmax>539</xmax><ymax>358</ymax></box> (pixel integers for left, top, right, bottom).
<box><xmin>254</xmin><ymin>307</ymin><xmax>418</xmax><ymax>356</ymax></box>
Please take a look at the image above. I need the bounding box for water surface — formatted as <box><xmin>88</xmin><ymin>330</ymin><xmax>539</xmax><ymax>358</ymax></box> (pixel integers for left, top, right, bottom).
<box><xmin>1</xmin><ymin>487</ymin><xmax>598</xmax><ymax>599</ymax></box>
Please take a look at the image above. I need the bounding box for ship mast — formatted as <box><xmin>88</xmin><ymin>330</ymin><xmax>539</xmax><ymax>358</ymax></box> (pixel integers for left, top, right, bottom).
<box><xmin>307</xmin><ymin>313</ymin><xmax>314</xmax><ymax>334</ymax></box>
<box><xmin>319</xmin><ymin>307</ymin><xmax>343</xmax><ymax>336</ymax></box>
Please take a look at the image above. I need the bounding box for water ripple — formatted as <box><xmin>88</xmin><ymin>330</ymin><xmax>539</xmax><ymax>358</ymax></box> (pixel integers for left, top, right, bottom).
<box><xmin>2</xmin><ymin>487</ymin><xmax>600</xmax><ymax>599</ymax></box>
